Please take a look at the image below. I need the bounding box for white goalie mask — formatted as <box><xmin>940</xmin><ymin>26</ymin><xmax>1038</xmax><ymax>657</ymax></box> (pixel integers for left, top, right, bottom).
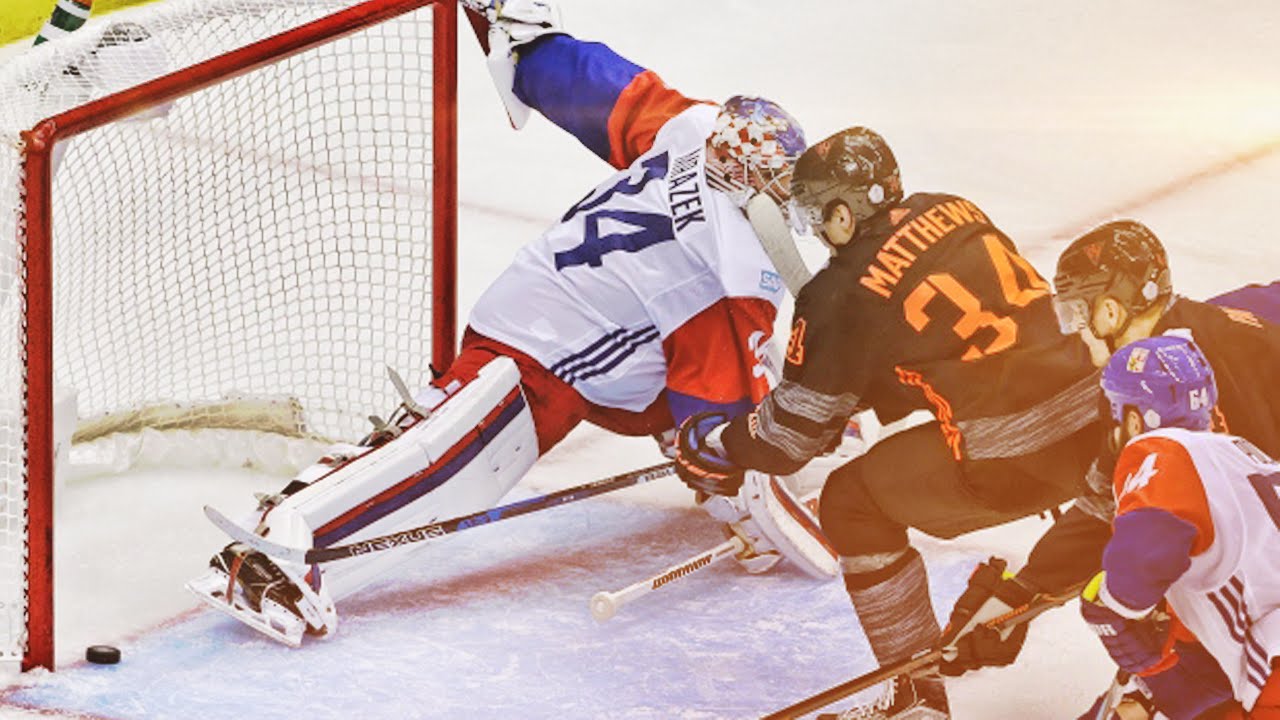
<box><xmin>705</xmin><ymin>95</ymin><xmax>806</xmax><ymax>214</ymax></box>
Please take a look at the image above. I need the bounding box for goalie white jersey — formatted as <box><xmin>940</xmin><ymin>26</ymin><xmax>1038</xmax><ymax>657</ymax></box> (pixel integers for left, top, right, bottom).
<box><xmin>469</xmin><ymin>103</ymin><xmax>785</xmax><ymax>414</ymax></box>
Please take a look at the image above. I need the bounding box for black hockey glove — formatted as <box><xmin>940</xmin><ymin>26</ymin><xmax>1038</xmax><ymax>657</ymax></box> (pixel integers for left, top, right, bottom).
<box><xmin>674</xmin><ymin>412</ymin><xmax>745</xmax><ymax>497</ymax></box>
<box><xmin>938</xmin><ymin>557</ymin><xmax>1037</xmax><ymax>677</ymax></box>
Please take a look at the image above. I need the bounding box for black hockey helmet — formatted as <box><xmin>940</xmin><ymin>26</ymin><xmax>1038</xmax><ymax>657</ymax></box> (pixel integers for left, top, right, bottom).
<box><xmin>1053</xmin><ymin>220</ymin><xmax>1172</xmax><ymax>335</ymax></box>
<box><xmin>789</xmin><ymin>127</ymin><xmax>902</xmax><ymax>235</ymax></box>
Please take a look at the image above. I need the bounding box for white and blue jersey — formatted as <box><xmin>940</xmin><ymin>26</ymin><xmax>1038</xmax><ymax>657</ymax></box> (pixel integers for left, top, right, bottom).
<box><xmin>467</xmin><ymin>36</ymin><xmax>784</xmax><ymax>425</ymax></box>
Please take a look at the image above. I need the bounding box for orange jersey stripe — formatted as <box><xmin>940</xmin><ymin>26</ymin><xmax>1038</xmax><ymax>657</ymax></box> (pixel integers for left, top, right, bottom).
<box><xmin>605</xmin><ymin>70</ymin><xmax>709</xmax><ymax>169</ymax></box>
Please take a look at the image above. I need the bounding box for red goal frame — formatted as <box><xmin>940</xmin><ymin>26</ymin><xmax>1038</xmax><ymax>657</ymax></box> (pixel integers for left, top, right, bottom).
<box><xmin>15</xmin><ymin>0</ymin><xmax>457</xmax><ymax>671</ymax></box>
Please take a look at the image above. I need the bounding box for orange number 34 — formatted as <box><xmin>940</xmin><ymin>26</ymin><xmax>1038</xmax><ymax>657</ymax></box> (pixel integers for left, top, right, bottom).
<box><xmin>903</xmin><ymin>235</ymin><xmax>1049</xmax><ymax>361</ymax></box>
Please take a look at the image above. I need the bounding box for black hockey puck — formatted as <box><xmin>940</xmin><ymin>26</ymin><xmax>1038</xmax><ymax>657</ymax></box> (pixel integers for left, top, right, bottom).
<box><xmin>85</xmin><ymin>645</ymin><xmax>121</xmax><ymax>665</ymax></box>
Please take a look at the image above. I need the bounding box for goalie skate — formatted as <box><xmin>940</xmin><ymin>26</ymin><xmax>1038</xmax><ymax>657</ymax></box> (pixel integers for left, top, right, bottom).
<box><xmin>697</xmin><ymin>472</ymin><xmax>837</xmax><ymax>577</ymax></box>
<box><xmin>697</xmin><ymin>491</ymin><xmax>782</xmax><ymax>574</ymax></box>
<box><xmin>186</xmin><ymin>544</ymin><xmax>334</xmax><ymax>648</ymax></box>
<box><xmin>739</xmin><ymin>471</ymin><xmax>838</xmax><ymax>579</ymax></box>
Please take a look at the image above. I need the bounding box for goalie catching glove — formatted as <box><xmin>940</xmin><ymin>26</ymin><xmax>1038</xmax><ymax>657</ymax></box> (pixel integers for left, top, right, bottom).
<box><xmin>460</xmin><ymin>0</ymin><xmax>563</xmax><ymax>129</ymax></box>
<box><xmin>675</xmin><ymin>411</ymin><xmax>745</xmax><ymax>497</ymax></box>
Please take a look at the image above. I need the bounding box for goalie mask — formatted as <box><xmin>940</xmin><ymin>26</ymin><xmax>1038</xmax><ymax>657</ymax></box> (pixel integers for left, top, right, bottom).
<box><xmin>1053</xmin><ymin>220</ymin><xmax>1172</xmax><ymax>338</ymax></box>
<box><xmin>705</xmin><ymin>95</ymin><xmax>806</xmax><ymax>211</ymax></box>
<box><xmin>788</xmin><ymin>127</ymin><xmax>903</xmax><ymax>239</ymax></box>
<box><xmin>1101</xmin><ymin>334</ymin><xmax>1217</xmax><ymax>435</ymax></box>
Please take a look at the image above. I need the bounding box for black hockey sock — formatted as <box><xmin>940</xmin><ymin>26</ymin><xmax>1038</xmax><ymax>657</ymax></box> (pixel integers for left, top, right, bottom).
<box><xmin>843</xmin><ymin>548</ymin><xmax>949</xmax><ymax>711</ymax></box>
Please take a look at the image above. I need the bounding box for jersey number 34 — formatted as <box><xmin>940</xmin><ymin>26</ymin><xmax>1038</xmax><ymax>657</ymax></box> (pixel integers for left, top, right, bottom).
<box><xmin>902</xmin><ymin>235</ymin><xmax>1049</xmax><ymax>361</ymax></box>
<box><xmin>555</xmin><ymin>154</ymin><xmax>674</xmax><ymax>270</ymax></box>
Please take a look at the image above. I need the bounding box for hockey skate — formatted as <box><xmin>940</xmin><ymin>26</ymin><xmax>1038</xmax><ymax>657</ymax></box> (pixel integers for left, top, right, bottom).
<box><xmin>818</xmin><ymin>675</ymin><xmax>949</xmax><ymax>720</ymax></box>
<box><xmin>697</xmin><ymin>490</ymin><xmax>782</xmax><ymax>574</ymax></box>
<box><xmin>186</xmin><ymin>543</ymin><xmax>334</xmax><ymax>648</ymax></box>
<box><xmin>697</xmin><ymin>472</ymin><xmax>838</xmax><ymax>578</ymax></box>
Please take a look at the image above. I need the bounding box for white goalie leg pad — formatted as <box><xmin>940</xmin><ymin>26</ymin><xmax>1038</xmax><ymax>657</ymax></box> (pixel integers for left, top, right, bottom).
<box><xmin>258</xmin><ymin>357</ymin><xmax>538</xmax><ymax>612</ymax></box>
<box><xmin>739</xmin><ymin>471</ymin><xmax>839</xmax><ymax>579</ymax></box>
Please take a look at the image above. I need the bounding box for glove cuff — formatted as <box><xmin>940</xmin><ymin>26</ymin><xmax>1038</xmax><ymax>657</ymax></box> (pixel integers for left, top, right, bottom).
<box><xmin>704</xmin><ymin>422</ymin><xmax>727</xmax><ymax>455</ymax></box>
<box><xmin>1098</xmin><ymin>578</ymin><xmax>1157</xmax><ymax>620</ymax></box>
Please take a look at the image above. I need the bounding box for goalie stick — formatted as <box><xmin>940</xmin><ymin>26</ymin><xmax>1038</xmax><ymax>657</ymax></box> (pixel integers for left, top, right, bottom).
<box><xmin>205</xmin><ymin>461</ymin><xmax>676</xmax><ymax>565</ymax></box>
<box><xmin>760</xmin><ymin>582</ymin><xmax>1087</xmax><ymax>720</ymax></box>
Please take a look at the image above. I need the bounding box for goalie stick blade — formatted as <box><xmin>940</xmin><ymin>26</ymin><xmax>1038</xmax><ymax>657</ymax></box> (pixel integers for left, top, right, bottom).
<box><xmin>203</xmin><ymin>505</ymin><xmax>310</xmax><ymax>565</ymax></box>
<box><xmin>186</xmin><ymin>567</ymin><xmax>306</xmax><ymax>648</ymax></box>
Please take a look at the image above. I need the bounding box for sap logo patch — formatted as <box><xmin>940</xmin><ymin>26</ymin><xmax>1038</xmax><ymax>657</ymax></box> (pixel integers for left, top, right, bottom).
<box><xmin>759</xmin><ymin>270</ymin><xmax>784</xmax><ymax>293</ymax></box>
<box><xmin>1126</xmin><ymin>346</ymin><xmax>1149</xmax><ymax>372</ymax></box>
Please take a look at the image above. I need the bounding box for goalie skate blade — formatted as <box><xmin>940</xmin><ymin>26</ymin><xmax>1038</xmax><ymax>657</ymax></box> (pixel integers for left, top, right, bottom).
<box><xmin>186</xmin><ymin>569</ymin><xmax>306</xmax><ymax>648</ymax></box>
<box><xmin>203</xmin><ymin>505</ymin><xmax>310</xmax><ymax>565</ymax></box>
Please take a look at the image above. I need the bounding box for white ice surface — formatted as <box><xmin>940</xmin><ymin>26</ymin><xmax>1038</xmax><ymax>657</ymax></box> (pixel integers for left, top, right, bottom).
<box><xmin>2</xmin><ymin>1</ymin><xmax>1279</xmax><ymax>718</ymax></box>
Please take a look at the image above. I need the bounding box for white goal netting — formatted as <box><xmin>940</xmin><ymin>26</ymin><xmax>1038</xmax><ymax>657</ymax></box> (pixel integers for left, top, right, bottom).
<box><xmin>0</xmin><ymin>0</ymin><xmax>449</xmax><ymax>666</ymax></box>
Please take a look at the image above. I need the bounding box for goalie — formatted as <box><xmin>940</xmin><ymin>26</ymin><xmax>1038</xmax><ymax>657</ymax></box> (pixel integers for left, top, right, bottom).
<box><xmin>187</xmin><ymin>0</ymin><xmax>834</xmax><ymax>647</ymax></box>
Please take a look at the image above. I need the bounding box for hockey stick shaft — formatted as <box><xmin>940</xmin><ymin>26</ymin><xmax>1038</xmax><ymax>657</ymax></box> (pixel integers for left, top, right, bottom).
<box><xmin>589</xmin><ymin>536</ymin><xmax>745</xmax><ymax>622</ymax></box>
<box><xmin>205</xmin><ymin>461</ymin><xmax>676</xmax><ymax>565</ymax></box>
<box><xmin>761</xmin><ymin>583</ymin><xmax>1085</xmax><ymax>720</ymax></box>
<box><xmin>1094</xmin><ymin>670</ymin><xmax>1132</xmax><ymax>720</ymax></box>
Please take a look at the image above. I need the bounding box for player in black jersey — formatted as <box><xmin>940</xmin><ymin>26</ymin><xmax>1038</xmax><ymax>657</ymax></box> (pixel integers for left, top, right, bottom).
<box><xmin>1018</xmin><ymin>220</ymin><xmax>1280</xmax><ymax>595</ymax></box>
<box><xmin>943</xmin><ymin>220</ymin><xmax>1280</xmax><ymax>720</ymax></box>
<box><xmin>673</xmin><ymin>127</ymin><xmax>1102</xmax><ymax>718</ymax></box>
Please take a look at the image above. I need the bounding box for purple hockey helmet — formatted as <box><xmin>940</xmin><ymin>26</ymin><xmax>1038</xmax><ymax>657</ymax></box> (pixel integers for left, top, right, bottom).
<box><xmin>1101</xmin><ymin>334</ymin><xmax>1217</xmax><ymax>433</ymax></box>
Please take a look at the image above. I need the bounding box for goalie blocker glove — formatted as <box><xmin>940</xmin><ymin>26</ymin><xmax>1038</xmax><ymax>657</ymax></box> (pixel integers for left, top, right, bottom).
<box><xmin>675</xmin><ymin>412</ymin><xmax>746</xmax><ymax>497</ymax></box>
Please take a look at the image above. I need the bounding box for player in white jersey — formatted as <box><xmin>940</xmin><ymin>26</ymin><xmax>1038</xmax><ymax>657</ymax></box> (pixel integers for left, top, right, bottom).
<box><xmin>186</xmin><ymin>0</ymin><xmax>835</xmax><ymax>647</ymax></box>
<box><xmin>1080</xmin><ymin>334</ymin><xmax>1280</xmax><ymax>719</ymax></box>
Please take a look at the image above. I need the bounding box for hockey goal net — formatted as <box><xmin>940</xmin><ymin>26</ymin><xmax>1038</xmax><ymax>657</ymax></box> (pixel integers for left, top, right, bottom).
<box><xmin>0</xmin><ymin>0</ymin><xmax>457</xmax><ymax>670</ymax></box>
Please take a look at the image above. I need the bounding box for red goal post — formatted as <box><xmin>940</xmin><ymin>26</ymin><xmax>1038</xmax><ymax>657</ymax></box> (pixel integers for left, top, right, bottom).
<box><xmin>2</xmin><ymin>0</ymin><xmax>457</xmax><ymax>671</ymax></box>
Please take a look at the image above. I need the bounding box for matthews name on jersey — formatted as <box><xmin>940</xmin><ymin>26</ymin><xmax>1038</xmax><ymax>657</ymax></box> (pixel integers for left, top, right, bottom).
<box><xmin>1105</xmin><ymin>428</ymin><xmax>1280</xmax><ymax>710</ymax></box>
<box><xmin>722</xmin><ymin>192</ymin><xmax>1097</xmax><ymax>472</ymax></box>
<box><xmin>467</xmin><ymin>35</ymin><xmax>784</xmax><ymax>426</ymax></box>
